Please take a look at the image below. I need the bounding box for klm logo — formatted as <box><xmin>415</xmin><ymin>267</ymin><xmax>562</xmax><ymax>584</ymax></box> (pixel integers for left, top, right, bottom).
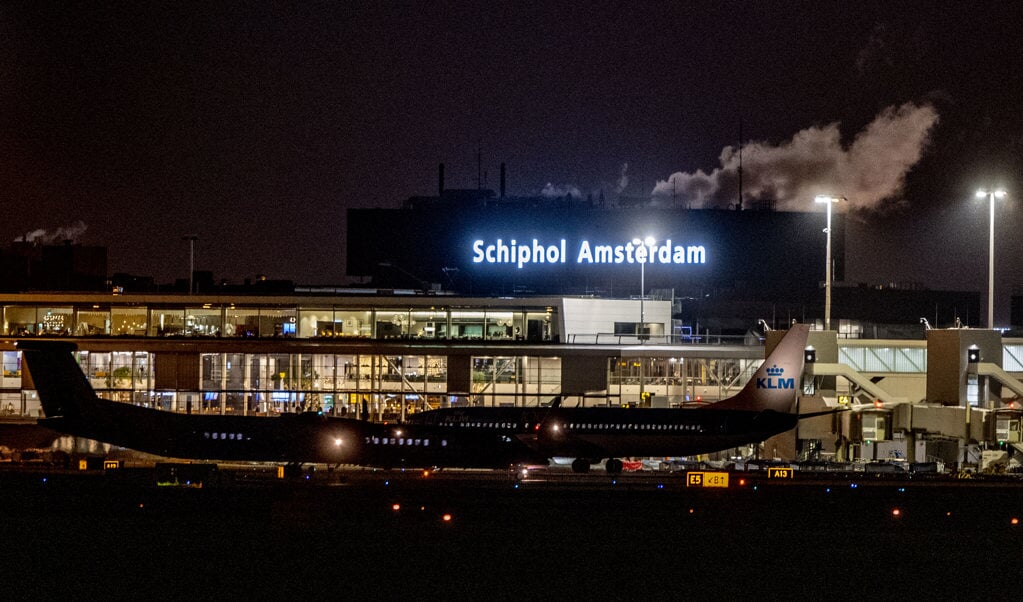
<box><xmin>757</xmin><ymin>365</ymin><xmax>795</xmax><ymax>390</ymax></box>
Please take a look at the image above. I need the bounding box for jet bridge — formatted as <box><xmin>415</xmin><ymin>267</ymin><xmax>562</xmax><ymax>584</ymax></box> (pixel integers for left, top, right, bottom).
<box><xmin>807</xmin><ymin>362</ymin><xmax>906</xmax><ymax>406</ymax></box>
<box><xmin>976</xmin><ymin>363</ymin><xmax>1023</xmax><ymax>399</ymax></box>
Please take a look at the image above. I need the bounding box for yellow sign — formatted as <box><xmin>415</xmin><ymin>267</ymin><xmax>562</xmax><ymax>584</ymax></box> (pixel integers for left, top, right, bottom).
<box><xmin>686</xmin><ymin>471</ymin><xmax>729</xmax><ymax>488</ymax></box>
<box><xmin>103</xmin><ymin>460</ymin><xmax>121</xmax><ymax>470</ymax></box>
<box><xmin>767</xmin><ymin>467</ymin><xmax>793</xmax><ymax>479</ymax></box>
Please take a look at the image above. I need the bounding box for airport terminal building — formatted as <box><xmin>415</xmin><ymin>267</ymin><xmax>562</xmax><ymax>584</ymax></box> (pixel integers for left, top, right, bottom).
<box><xmin>1</xmin><ymin>186</ymin><xmax>1016</xmax><ymax>468</ymax></box>
<box><xmin>2</xmin><ymin>287</ymin><xmax>1023</xmax><ymax>469</ymax></box>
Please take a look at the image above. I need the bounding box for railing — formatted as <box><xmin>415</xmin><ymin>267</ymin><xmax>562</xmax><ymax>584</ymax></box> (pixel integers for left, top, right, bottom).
<box><xmin>565</xmin><ymin>333</ymin><xmax>755</xmax><ymax>346</ymax></box>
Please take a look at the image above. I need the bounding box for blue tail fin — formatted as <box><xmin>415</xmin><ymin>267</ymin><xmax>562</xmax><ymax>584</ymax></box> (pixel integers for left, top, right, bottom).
<box><xmin>17</xmin><ymin>340</ymin><xmax>95</xmax><ymax>422</ymax></box>
<box><xmin>705</xmin><ymin>324</ymin><xmax>810</xmax><ymax>412</ymax></box>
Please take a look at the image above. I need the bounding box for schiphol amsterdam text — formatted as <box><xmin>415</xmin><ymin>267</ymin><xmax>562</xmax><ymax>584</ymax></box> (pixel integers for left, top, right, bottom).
<box><xmin>471</xmin><ymin>238</ymin><xmax>707</xmax><ymax>269</ymax></box>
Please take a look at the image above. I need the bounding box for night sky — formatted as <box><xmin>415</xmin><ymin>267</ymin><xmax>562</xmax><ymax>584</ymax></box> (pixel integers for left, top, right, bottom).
<box><xmin>2</xmin><ymin>2</ymin><xmax>1022</xmax><ymax>320</ymax></box>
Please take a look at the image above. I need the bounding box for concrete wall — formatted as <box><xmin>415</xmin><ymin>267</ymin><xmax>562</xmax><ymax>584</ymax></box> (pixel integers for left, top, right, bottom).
<box><xmin>926</xmin><ymin>329</ymin><xmax>1002</xmax><ymax>405</ymax></box>
<box><xmin>560</xmin><ymin>298</ymin><xmax>671</xmax><ymax>339</ymax></box>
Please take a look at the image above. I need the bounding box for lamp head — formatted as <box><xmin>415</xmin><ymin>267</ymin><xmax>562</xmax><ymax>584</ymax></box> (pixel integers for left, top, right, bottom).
<box><xmin>977</xmin><ymin>189</ymin><xmax>1008</xmax><ymax>199</ymax></box>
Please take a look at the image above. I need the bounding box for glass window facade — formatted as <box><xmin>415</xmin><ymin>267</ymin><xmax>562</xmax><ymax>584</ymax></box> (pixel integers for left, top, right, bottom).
<box><xmin>75</xmin><ymin>307</ymin><xmax>110</xmax><ymax>335</ymax></box>
<box><xmin>111</xmin><ymin>306</ymin><xmax>147</xmax><ymax>335</ymax></box>
<box><xmin>1</xmin><ymin>299</ymin><xmax>559</xmax><ymax>341</ymax></box>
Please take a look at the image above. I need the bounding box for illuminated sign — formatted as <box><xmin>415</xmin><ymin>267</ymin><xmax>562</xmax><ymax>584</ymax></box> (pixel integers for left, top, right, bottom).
<box><xmin>471</xmin><ymin>238</ymin><xmax>707</xmax><ymax>269</ymax></box>
<box><xmin>767</xmin><ymin>467</ymin><xmax>793</xmax><ymax>479</ymax></box>
<box><xmin>686</xmin><ymin>471</ymin><xmax>729</xmax><ymax>488</ymax></box>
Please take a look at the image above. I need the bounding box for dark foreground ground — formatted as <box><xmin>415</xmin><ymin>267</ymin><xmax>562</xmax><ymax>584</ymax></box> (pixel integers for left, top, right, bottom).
<box><xmin>1</xmin><ymin>466</ymin><xmax>1021</xmax><ymax>601</ymax></box>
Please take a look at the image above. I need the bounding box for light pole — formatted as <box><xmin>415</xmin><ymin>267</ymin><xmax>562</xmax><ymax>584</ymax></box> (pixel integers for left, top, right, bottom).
<box><xmin>814</xmin><ymin>195</ymin><xmax>844</xmax><ymax>331</ymax></box>
<box><xmin>632</xmin><ymin>235</ymin><xmax>655</xmax><ymax>405</ymax></box>
<box><xmin>977</xmin><ymin>188</ymin><xmax>1007</xmax><ymax>329</ymax></box>
<box><xmin>183</xmin><ymin>235</ymin><xmax>198</xmax><ymax>294</ymax></box>
<box><xmin>632</xmin><ymin>236</ymin><xmax>655</xmax><ymax>337</ymax></box>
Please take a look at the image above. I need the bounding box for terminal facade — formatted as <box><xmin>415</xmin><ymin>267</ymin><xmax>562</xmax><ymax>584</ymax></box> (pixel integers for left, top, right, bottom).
<box><xmin>0</xmin><ymin>181</ymin><xmax>1016</xmax><ymax>469</ymax></box>
<box><xmin>3</xmin><ymin>290</ymin><xmax>1023</xmax><ymax>470</ymax></box>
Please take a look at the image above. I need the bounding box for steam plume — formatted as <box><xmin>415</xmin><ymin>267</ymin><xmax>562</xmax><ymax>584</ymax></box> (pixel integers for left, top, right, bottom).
<box><xmin>540</xmin><ymin>182</ymin><xmax>583</xmax><ymax>199</ymax></box>
<box><xmin>15</xmin><ymin>220</ymin><xmax>89</xmax><ymax>244</ymax></box>
<box><xmin>616</xmin><ymin>162</ymin><xmax>629</xmax><ymax>193</ymax></box>
<box><xmin>652</xmin><ymin>102</ymin><xmax>939</xmax><ymax>210</ymax></box>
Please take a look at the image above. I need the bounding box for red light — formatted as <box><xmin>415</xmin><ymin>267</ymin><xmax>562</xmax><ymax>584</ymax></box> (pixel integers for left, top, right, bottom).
<box><xmin>422</xmin><ymin>470</ymin><xmax>430</xmax><ymax>478</ymax></box>
<box><xmin>391</xmin><ymin>503</ymin><xmax>400</xmax><ymax>511</ymax></box>
<box><xmin>442</xmin><ymin>514</ymin><xmax>452</xmax><ymax>522</ymax></box>
<box><xmin>873</xmin><ymin>399</ymin><xmax>883</xmax><ymax>408</ymax></box>
<box><xmin>892</xmin><ymin>508</ymin><xmax>901</xmax><ymax>517</ymax></box>
<box><xmin>1012</xmin><ymin>518</ymin><xmax>1019</xmax><ymax>525</ymax></box>
<box><xmin>739</xmin><ymin>479</ymin><xmax>746</xmax><ymax>486</ymax></box>
<box><xmin>688</xmin><ymin>508</ymin><xmax>695</xmax><ymax>514</ymax></box>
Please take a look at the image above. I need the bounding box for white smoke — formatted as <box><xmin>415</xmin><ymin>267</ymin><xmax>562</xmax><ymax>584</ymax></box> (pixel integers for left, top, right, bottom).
<box><xmin>652</xmin><ymin>102</ymin><xmax>940</xmax><ymax>211</ymax></box>
<box><xmin>616</xmin><ymin>162</ymin><xmax>629</xmax><ymax>193</ymax></box>
<box><xmin>540</xmin><ymin>182</ymin><xmax>583</xmax><ymax>199</ymax></box>
<box><xmin>15</xmin><ymin>220</ymin><xmax>89</xmax><ymax>244</ymax></box>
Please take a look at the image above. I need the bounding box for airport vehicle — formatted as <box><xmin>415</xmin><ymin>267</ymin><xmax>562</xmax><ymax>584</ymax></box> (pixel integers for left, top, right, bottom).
<box><xmin>17</xmin><ymin>340</ymin><xmax>546</xmax><ymax>470</ymax></box>
<box><xmin>407</xmin><ymin>324</ymin><xmax>831</xmax><ymax>473</ymax></box>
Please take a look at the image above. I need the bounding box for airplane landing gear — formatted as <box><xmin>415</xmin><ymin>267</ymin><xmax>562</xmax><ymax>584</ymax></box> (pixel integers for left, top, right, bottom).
<box><xmin>605</xmin><ymin>458</ymin><xmax>623</xmax><ymax>475</ymax></box>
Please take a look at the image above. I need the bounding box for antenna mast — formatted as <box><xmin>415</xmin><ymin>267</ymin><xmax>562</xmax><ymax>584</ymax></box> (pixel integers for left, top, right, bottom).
<box><xmin>738</xmin><ymin>118</ymin><xmax>744</xmax><ymax>210</ymax></box>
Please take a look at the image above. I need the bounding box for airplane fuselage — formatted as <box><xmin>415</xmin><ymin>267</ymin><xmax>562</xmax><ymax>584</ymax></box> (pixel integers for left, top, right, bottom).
<box><xmin>405</xmin><ymin>405</ymin><xmax>799</xmax><ymax>460</ymax></box>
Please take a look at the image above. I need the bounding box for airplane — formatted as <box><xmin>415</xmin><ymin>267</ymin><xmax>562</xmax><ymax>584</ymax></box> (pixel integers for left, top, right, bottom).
<box><xmin>16</xmin><ymin>340</ymin><xmax>547</xmax><ymax>471</ymax></box>
<box><xmin>406</xmin><ymin>324</ymin><xmax>837</xmax><ymax>473</ymax></box>
<box><xmin>18</xmin><ymin>324</ymin><xmax>827</xmax><ymax>474</ymax></box>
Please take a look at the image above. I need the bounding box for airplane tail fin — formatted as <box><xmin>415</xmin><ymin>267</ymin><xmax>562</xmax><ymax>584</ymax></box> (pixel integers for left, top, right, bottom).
<box><xmin>17</xmin><ymin>340</ymin><xmax>96</xmax><ymax>422</ymax></box>
<box><xmin>706</xmin><ymin>324</ymin><xmax>810</xmax><ymax>413</ymax></box>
